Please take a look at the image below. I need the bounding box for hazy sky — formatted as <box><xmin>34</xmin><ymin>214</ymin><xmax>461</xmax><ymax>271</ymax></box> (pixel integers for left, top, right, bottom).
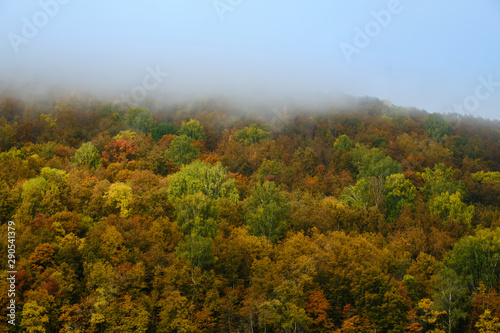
<box><xmin>1</xmin><ymin>1</ymin><xmax>499</xmax><ymax>118</ymax></box>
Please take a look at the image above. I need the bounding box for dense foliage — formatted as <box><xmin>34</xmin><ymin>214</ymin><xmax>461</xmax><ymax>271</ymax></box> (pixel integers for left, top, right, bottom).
<box><xmin>0</xmin><ymin>95</ymin><xmax>499</xmax><ymax>332</ymax></box>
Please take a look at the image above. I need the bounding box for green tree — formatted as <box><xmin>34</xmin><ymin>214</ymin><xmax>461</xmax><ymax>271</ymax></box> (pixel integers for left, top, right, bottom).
<box><xmin>351</xmin><ymin>144</ymin><xmax>401</xmax><ymax>179</ymax></box>
<box><xmin>444</xmin><ymin>228</ymin><xmax>500</xmax><ymax>292</ymax></box>
<box><xmin>19</xmin><ymin>168</ymin><xmax>68</xmax><ymax>218</ymax></box>
<box><xmin>179</xmin><ymin>119</ymin><xmax>207</xmax><ymax>140</ymax></box>
<box><xmin>152</xmin><ymin>122</ymin><xmax>179</xmax><ymax>142</ymax></box>
<box><xmin>167</xmin><ymin>160</ymin><xmax>238</xmax><ymax>203</ymax></box>
<box><xmin>174</xmin><ymin>192</ymin><xmax>217</xmax><ymax>236</ymax></box>
<box><xmin>384</xmin><ymin>173</ymin><xmax>417</xmax><ymax>222</ymax></box>
<box><xmin>259</xmin><ymin>299</ymin><xmax>312</xmax><ymax>333</ymax></box>
<box><xmin>420</xmin><ymin>163</ymin><xmax>464</xmax><ymax>198</ymax></box>
<box><xmin>472</xmin><ymin>171</ymin><xmax>500</xmax><ymax>184</ymax></box>
<box><xmin>333</xmin><ymin>134</ymin><xmax>354</xmax><ymax>151</ymax></box>
<box><xmin>429</xmin><ymin>191</ymin><xmax>474</xmax><ymax>226</ymax></box>
<box><xmin>426</xmin><ymin>113</ymin><xmax>452</xmax><ymax>142</ymax></box>
<box><xmin>433</xmin><ymin>268</ymin><xmax>469</xmax><ymax>333</ymax></box>
<box><xmin>237</xmin><ymin>123</ymin><xmax>270</xmax><ymax>145</ymax></box>
<box><xmin>71</xmin><ymin>142</ymin><xmax>101</xmax><ymax>170</ymax></box>
<box><xmin>168</xmin><ymin>161</ymin><xmax>238</xmax><ymax>268</ymax></box>
<box><xmin>177</xmin><ymin>232</ymin><xmax>217</xmax><ymax>270</ymax></box>
<box><xmin>20</xmin><ymin>177</ymin><xmax>49</xmax><ymax>218</ymax></box>
<box><xmin>341</xmin><ymin>177</ymin><xmax>384</xmax><ymax>210</ymax></box>
<box><xmin>164</xmin><ymin>135</ymin><xmax>200</xmax><ymax>166</ymax></box>
<box><xmin>125</xmin><ymin>107</ymin><xmax>155</xmax><ymax>133</ymax></box>
<box><xmin>245</xmin><ymin>181</ymin><xmax>289</xmax><ymax>243</ymax></box>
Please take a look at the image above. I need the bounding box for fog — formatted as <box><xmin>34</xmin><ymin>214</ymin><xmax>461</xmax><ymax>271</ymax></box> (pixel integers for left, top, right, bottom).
<box><xmin>1</xmin><ymin>1</ymin><xmax>499</xmax><ymax>119</ymax></box>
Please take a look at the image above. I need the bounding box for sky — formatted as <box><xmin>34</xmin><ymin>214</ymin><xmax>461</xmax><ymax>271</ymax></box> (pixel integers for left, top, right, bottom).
<box><xmin>1</xmin><ymin>0</ymin><xmax>499</xmax><ymax>119</ymax></box>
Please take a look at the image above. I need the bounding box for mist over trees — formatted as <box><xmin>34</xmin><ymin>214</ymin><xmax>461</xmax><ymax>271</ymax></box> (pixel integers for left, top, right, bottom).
<box><xmin>0</xmin><ymin>93</ymin><xmax>499</xmax><ymax>332</ymax></box>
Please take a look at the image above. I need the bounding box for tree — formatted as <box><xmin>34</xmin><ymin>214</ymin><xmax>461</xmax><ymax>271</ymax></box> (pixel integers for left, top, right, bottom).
<box><xmin>152</xmin><ymin>122</ymin><xmax>179</xmax><ymax>142</ymax></box>
<box><xmin>306</xmin><ymin>290</ymin><xmax>335</xmax><ymax>332</ymax></box>
<box><xmin>29</xmin><ymin>243</ymin><xmax>55</xmax><ymax>271</ymax></box>
<box><xmin>426</xmin><ymin>113</ymin><xmax>452</xmax><ymax>142</ymax></box>
<box><xmin>168</xmin><ymin>161</ymin><xmax>238</xmax><ymax>269</ymax></box>
<box><xmin>21</xmin><ymin>301</ymin><xmax>49</xmax><ymax>333</ymax></box>
<box><xmin>420</xmin><ymin>163</ymin><xmax>464</xmax><ymax>199</ymax></box>
<box><xmin>470</xmin><ymin>285</ymin><xmax>500</xmax><ymax>331</ymax></box>
<box><xmin>259</xmin><ymin>298</ymin><xmax>312</xmax><ymax>333</ymax></box>
<box><xmin>101</xmin><ymin>139</ymin><xmax>139</xmax><ymax>164</ymax></box>
<box><xmin>237</xmin><ymin>123</ymin><xmax>270</xmax><ymax>145</ymax></box>
<box><xmin>429</xmin><ymin>191</ymin><xmax>474</xmax><ymax>226</ymax></box>
<box><xmin>333</xmin><ymin>134</ymin><xmax>354</xmax><ymax>151</ymax></box>
<box><xmin>472</xmin><ymin>171</ymin><xmax>500</xmax><ymax>184</ymax></box>
<box><xmin>71</xmin><ymin>142</ymin><xmax>101</xmax><ymax>170</ymax></box>
<box><xmin>341</xmin><ymin>177</ymin><xmax>385</xmax><ymax>210</ymax></box>
<box><xmin>351</xmin><ymin>144</ymin><xmax>401</xmax><ymax>180</ymax></box>
<box><xmin>384</xmin><ymin>173</ymin><xmax>417</xmax><ymax>222</ymax></box>
<box><xmin>0</xmin><ymin>180</ymin><xmax>19</xmax><ymax>223</ymax></box>
<box><xmin>177</xmin><ymin>232</ymin><xmax>217</xmax><ymax>270</ymax></box>
<box><xmin>167</xmin><ymin>160</ymin><xmax>238</xmax><ymax>203</ymax></box>
<box><xmin>475</xmin><ymin>309</ymin><xmax>500</xmax><ymax>333</ymax></box>
<box><xmin>444</xmin><ymin>228</ymin><xmax>500</xmax><ymax>292</ymax></box>
<box><xmin>158</xmin><ymin>290</ymin><xmax>197</xmax><ymax>332</ymax></box>
<box><xmin>105</xmin><ymin>182</ymin><xmax>133</xmax><ymax>217</ymax></box>
<box><xmin>245</xmin><ymin>181</ymin><xmax>289</xmax><ymax>243</ymax></box>
<box><xmin>433</xmin><ymin>268</ymin><xmax>469</xmax><ymax>333</ymax></box>
<box><xmin>407</xmin><ymin>252</ymin><xmax>439</xmax><ymax>299</ymax></box>
<box><xmin>19</xmin><ymin>168</ymin><xmax>68</xmax><ymax>219</ymax></box>
<box><xmin>409</xmin><ymin>298</ymin><xmax>445</xmax><ymax>332</ymax></box>
<box><xmin>179</xmin><ymin>119</ymin><xmax>207</xmax><ymax>140</ymax></box>
<box><xmin>164</xmin><ymin>135</ymin><xmax>200</xmax><ymax>166</ymax></box>
<box><xmin>125</xmin><ymin>107</ymin><xmax>154</xmax><ymax>133</ymax></box>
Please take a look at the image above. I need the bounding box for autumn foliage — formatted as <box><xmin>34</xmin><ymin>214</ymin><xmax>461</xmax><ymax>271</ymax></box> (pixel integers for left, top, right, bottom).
<box><xmin>0</xmin><ymin>95</ymin><xmax>499</xmax><ymax>332</ymax></box>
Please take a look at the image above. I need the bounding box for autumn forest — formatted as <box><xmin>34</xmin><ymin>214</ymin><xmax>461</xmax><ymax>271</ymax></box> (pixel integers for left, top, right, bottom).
<box><xmin>1</xmin><ymin>95</ymin><xmax>500</xmax><ymax>333</ymax></box>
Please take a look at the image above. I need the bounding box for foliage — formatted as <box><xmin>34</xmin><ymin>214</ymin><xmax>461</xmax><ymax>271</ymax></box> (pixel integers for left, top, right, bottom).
<box><xmin>236</xmin><ymin>123</ymin><xmax>270</xmax><ymax>145</ymax></box>
<box><xmin>472</xmin><ymin>171</ymin><xmax>500</xmax><ymax>184</ymax></box>
<box><xmin>1</xmin><ymin>93</ymin><xmax>499</xmax><ymax>332</ymax></box>
<box><xmin>71</xmin><ymin>142</ymin><xmax>101</xmax><ymax>170</ymax></box>
<box><xmin>429</xmin><ymin>191</ymin><xmax>474</xmax><ymax>226</ymax></box>
<box><xmin>167</xmin><ymin>160</ymin><xmax>238</xmax><ymax>203</ymax></box>
<box><xmin>333</xmin><ymin>134</ymin><xmax>354</xmax><ymax>151</ymax></box>
<box><xmin>384</xmin><ymin>173</ymin><xmax>417</xmax><ymax>221</ymax></box>
<box><xmin>125</xmin><ymin>107</ymin><xmax>154</xmax><ymax>133</ymax></box>
<box><xmin>105</xmin><ymin>182</ymin><xmax>133</xmax><ymax>217</ymax></box>
<box><xmin>151</xmin><ymin>122</ymin><xmax>179</xmax><ymax>142</ymax></box>
<box><xmin>433</xmin><ymin>268</ymin><xmax>469</xmax><ymax>333</ymax></box>
<box><xmin>419</xmin><ymin>163</ymin><xmax>464</xmax><ymax>198</ymax></box>
<box><xmin>101</xmin><ymin>139</ymin><xmax>139</xmax><ymax>164</ymax></box>
<box><xmin>444</xmin><ymin>228</ymin><xmax>500</xmax><ymax>292</ymax></box>
<box><xmin>164</xmin><ymin>134</ymin><xmax>200</xmax><ymax>166</ymax></box>
<box><xmin>21</xmin><ymin>301</ymin><xmax>50</xmax><ymax>333</ymax></box>
<box><xmin>341</xmin><ymin>177</ymin><xmax>383</xmax><ymax>210</ymax></box>
<box><xmin>426</xmin><ymin>113</ymin><xmax>452</xmax><ymax>142</ymax></box>
<box><xmin>351</xmin><ymin>144</ymin><xmax>401</xmax><ymax>179</ymax></box>
<box><xmin>244</xmin><ymin>181</ymin><xmax>289</xmax><ymax>243</ymax></box>
<box><xmin>179</xmin><ymin>119</ymin><xmax>207</xmax><ymax>140</ymax></box>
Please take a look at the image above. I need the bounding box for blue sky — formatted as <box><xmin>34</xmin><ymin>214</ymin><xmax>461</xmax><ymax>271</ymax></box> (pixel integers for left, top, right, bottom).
<box><xmin>1</xmin><ymin>0</ymin><xmax>499</xmax><ymax>119</ymax></box>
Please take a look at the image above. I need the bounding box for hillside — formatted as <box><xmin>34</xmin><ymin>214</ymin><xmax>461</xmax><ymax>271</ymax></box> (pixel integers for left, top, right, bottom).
<box><xmin>1</xmin><ymin>95</ymin><xmax>500</xmax><ymax>332</ymax></box>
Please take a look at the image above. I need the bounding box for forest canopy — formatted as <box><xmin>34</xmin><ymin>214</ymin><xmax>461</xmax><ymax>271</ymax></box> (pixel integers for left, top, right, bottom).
<box><xmin>0</xmin><ymin>94</ymin><xmax>499</xmax><ymax>332</ymax></box>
